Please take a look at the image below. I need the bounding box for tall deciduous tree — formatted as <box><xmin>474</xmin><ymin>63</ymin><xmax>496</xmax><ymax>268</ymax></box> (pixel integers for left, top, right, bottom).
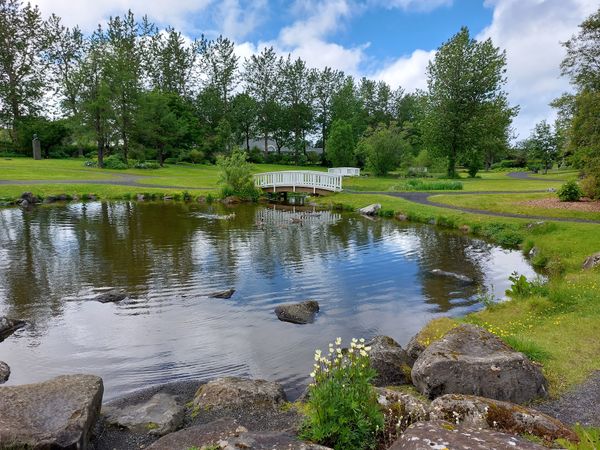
<box><xmin>424</xmin><ymin>27</ymin><xmax>515</xmax><ymax>177</ymax></box>
<box><xmin>313</xmin><ymin>67</ymin><xmax>344</xmax><ymax>161</ymax></box>
<box><xmin>526</xmin><ymin>120</ymin><xmax>558</xmax><ymax>174</ymax></box>
<box><xmin>0</xmin><ymin>0</ymin><xmax>49</xmax><ymax>138</ymax></box>
<box><xmin>203</xmin><ymin>35</ymin><xmax>238</xmax><ymax>105</ymax></box>
<box><xmin>326</xmin><ymin>119</ymin><xmax>355</xmax><ymax>167</ymax></box>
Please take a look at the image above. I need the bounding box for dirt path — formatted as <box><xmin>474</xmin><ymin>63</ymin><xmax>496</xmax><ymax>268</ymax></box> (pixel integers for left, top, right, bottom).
<box><xmin>537</xmin><ymin>371</ymin><xmax>600</xmax><ymax>427</ymax></box>
<box><xmin>356</xmin><ymin>190</ymin><xmax>600</xmax><ymax>224</ymax></box>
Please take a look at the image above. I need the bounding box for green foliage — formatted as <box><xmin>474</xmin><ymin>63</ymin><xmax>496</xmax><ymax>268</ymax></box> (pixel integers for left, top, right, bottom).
<box><xmin>556</xmin><ymin>425</ymin><xmax>600</xmax><ymax>450</ymax></box>
<box><xmin>217</xmin><ymin>149</ymin><xmax>258</xmax><ymax>200</ymax></box>
<box><xmin>14</xmin><ymin>116</ymin><xmax>72</xmax><ymax>157</ymax></box>
<box><xmin>326</xmin><ymin>119</ymin><xmax>356</xmax><ymax>167</ymax></box>
<box><xmin>300</xmin><ymin>338</ymin><xmax>384</xmax><ymax>450</ymax></box>
<box><xmin>133</xmin><ymin>161</ymin><xmax>160</xmax><ymax>169</ymax></box>
<box><xmin>505</xmin><ymin>272</ymin><xmax>548</xmax><ymax>298</ymax></box>
<box><xmin>503</xmin><ymin>336</ymin><xmax>551</xmax><ymax>363</ymax></box>
<box><xmin>358</xmin><ymin>123</ymin><xmax>409</xmax><ymax>176</ymax></box>
<box><xmin>103</xmin><ymin>154</ymin><xmax>128</xmax><ymax>169</ymax></box>
<box><xmin>400</xmin><ymin>179</ymin><xmax>463</xmax><ymax>191</ymax></box>
<box><xmin>481</xmin><ymin>223</ymin><xmax>523</xmax><ymax>248</ymax></box>
<box><xmin>557</xmin><ymin>180</ymin><xmax>583</xmax><ymax>202</ymax></box>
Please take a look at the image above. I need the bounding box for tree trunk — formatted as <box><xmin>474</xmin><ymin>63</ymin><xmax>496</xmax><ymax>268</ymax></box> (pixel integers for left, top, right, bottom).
<box><xmin>158</xmin><ymin>145</ymin><xmax>164</xmax><ymax>167</ymax></box>
<box><xmin>448</xmin><ymin>147</ymin><xmax>457</xmax><ymax>178</ymax></box>
<box><xmin>264</xmin><ymin>133</ymin><xmax>269</xmax><ymax>157</ymax></box>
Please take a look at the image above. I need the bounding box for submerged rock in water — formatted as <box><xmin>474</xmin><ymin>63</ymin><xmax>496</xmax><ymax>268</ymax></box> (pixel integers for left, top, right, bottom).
<box><xmin>0</xmin><ymin>374</ymin><xmax>103</xmax><ymax>449</ymax></box>
<box><xmin>102</xmin><ymin>392</ymin><xmax>185</xmax><ymax>436</ymax></box>
<box><xmin>428</xmin><ymin>269</ymin><xmax>474</xmax><ymax>284</ymax></box>
<box><xmin>389</xmin><ymin>420</ymin><xmax>547</xmax><ymax>450</ymax></box>
<box><xmin>411</xmin><ymin>324</ymin><xmax>548</xmax><ymax>404</ymax></box>
<box><xmin>430</xmin><ymin>394</ymin><xmax>578</xmax><ymax>443</ymax></box>
<box><xmin>0</xmin><ymin>316</ymin><xmax>26</xmax><ymax>341</ymax></box>
<box><xmin>0</xmin><ymin>361</ymin><xmax>9</xmax><ymax>384</ymax></box>
<box><xmin>367</xmin><ymin>336</ymin><xmax>412</xmax><ymax>386</ymax></box>
<box><xmin>358</xmin><ymin>203</ymin><xmax>381</xmax><ymax>216</ymax></box>
<box><xmin>95</xmin><ymin>289</ymin><xmax>128</xmax><ymax>303</ymax></box>
<box><xmin>193</xmin><ymin>377</ymin><xmax>287</xmax><ymax>413</ymax></box>
<box><xmin>209</xmin><ymin>288</ymin><xmax>236</xmax><ymax>299</ymax></box>
<box><xmin>274</xmin><ymin>300</ymin><xmax>320</xmax><ymax>324</ymax></box>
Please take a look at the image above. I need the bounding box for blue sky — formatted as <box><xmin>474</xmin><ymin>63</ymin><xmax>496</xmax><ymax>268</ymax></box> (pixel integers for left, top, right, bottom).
<box><xmin>33</xmin><ymin>0</ymin><xmax>598</xmax><ymax>138</ymax></box>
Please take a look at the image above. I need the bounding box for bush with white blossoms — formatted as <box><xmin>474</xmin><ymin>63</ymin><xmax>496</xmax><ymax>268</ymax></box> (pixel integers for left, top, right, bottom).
<box><xmin>300</xmin><ymin>337</ymin><xmax>384</xmax><ymax>450</ymax></box>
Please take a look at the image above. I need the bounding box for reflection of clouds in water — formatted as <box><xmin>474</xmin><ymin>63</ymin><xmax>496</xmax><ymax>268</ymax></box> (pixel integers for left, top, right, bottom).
<box><xmin>0</xmin><ymin>202</ymin><xmax>537</xmax><ymax>399</ymax></box>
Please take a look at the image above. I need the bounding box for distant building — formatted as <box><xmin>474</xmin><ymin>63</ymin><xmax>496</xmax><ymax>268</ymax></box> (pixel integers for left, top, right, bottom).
<box><xmin>246</xmin><ymin>138</ymin><xmax>323</xmax><ymax>155</ymax></box>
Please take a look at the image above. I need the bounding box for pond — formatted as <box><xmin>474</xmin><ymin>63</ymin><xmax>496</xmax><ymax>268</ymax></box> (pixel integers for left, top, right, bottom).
<box><xmin>0</xmin><ymin>202</ymin><xmax>536</xmax><ymax>400</ymax></box>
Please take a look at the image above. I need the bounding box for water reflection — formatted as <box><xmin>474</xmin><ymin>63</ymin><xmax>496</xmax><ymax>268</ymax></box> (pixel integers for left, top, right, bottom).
<box><xmin>0</xmin><ymin>202</ymin><xmax>536</xmax><ymax>399</ymax></box>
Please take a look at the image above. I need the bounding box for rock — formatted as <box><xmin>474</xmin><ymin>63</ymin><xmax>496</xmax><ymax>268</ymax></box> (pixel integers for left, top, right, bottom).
<box><xmin>274</xmin><ymin>300</ymin><xmax>320</xmax><ymax>324</ymax></box>
<box><xmin>428</xmin><ymin>269</ymin><xmax>474</xmax><ymax>284</ymax></box>
<box><xmin>44</xmin><ymin>194</ymin><xmax>70</xmax><ymax>203</ymax></box>
<box><xmin>197</xmin><ymin>195</ymin><xmax>207</xmax><ymax>203</ymax></box>
<box><xmin>430</xmin><ymin>394</ymin><xmax>578</xmax><ymax>443</ymax></box>
<box><xmin>136</xmin><ymin>194</ymin><xmax>145</xmax><ymax>201</ymax></box>
<box><xmin>358</xmin><ymin>203</ymin><xmax>381</xmax><ymax>216</ymax></box>
<box><xmin>388</xmin><ymin>420</ymin><xmax>547</xmax><ymax>450</ymax></box>
<box><xmin>376</xmin><ymin>388</ymin><xmax>430</xmax><ymax>433</ymax></box>
<box><xmin>86</xmin><ymin>194</ymin><xmax>97</xmax><ymax>201</ymax></box>
<box><xmin>367</xmin><ymin>336</ymin><xmax>412</xmax><ymax>386</ymax></box>
<box><xmin>0</xmin><ymin>361</ymin><xmax>9</xmax><ymax>384</ymax></box>
<box><xmin>459</xmin><ymin>224</ymin><xmax>470</xmax><ymax>233</ymax></box>
<box><xmin>528</xmin><ymin>246</ymin><xmax>540</xmax><ymax>258</ymax></box>
<box><xmin>209</xmin><ymin>288</ymin><xmax>236</xmax><ymax>299</ymax></box>
<box><xmin>0</xmin><ymin>316</ymin><xmax>26</xmax><ymax>341</ymax></box>
<box><xmin>95</xmin><ymin>289</ymin><xmax>127</xmax><ymax>303</ymax></box>
<box><xmin>583</xmin><ymin>252</ymin><xmax>600</xmax><ymax>270</ymax></box>
<box><xmin>193</xmin><ymin>377</ymin><xmax>287</xmax><ymax>413</ymax></box>
<box><xmin>163</xmin><ymin>195</ymin><xmax>173</xmax><ymax>200</ymax></box>
<box><xmin>102</xmin><ymin>392</ymin><xmax>184</xmax><ymax>436</ymax></box>
<box><xmin>147</xmin><ymin>418</ymin><xmax>331</xmax><ymax>450</ymax></box>
<box><xmin>411</xmin><ymin>324</ymin><xmax>548</xmax><ymax>403</ymax></box>
<box><xmin>19</xmin><ymin>198</ymin><xmax>30</xmax><ymax>208</ymax></box>
<box><xmin>405</xmin><ymin>335</ymin><xmax>426</xmax><ymax>367</ymax></box>
<box><xmin>395</xmin><ymin>213</ymin><xmax>408</xmax><ymax>221</ymax></box>
<box><xmin>0</xmin><ymin>374</ymin><xmax>103</xmax><ymax>449</ymax></box>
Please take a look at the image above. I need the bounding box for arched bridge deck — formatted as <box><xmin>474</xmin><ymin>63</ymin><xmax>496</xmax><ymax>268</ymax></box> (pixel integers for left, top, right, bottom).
<box><xmin>254</xmin><ymin>171</ymin><xmax>343</xmax><ymax>195</ymax></box>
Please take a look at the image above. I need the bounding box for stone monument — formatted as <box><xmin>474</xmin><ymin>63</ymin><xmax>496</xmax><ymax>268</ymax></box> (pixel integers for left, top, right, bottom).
<box><xmin>32</xmin><ymin>134</ymin><xmax>41</xmax><ymax>160</ymax></box>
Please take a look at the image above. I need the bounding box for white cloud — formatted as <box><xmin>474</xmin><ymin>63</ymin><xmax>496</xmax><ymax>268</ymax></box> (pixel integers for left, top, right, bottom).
<box><xmin>217</xmin><ymin>0</ymin><xmax>268</xmax><ymax>41</ymax></box>
<box><xmin>370</xmin><ymin>0</ymin><xmax>453</xmax><ymax>12</ymax></box>
<box><xmin>478</xmin><ymin>0</ymin><xmax>598</xmax><ymax>138</ymax></box>
<box><xmin>370</xmin><ymin>49</ymin><xmax>434</xmax><ymax>91</ymax></box>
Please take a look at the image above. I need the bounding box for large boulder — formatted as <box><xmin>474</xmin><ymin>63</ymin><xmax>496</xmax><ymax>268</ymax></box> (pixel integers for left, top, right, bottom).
<box><xmin>0</xmin><ymin>374</ymin><xmax>103</xmax><ymax>449</ymax></box>
<box><xmin>430</xmin><ymin>394</ymin><xmax>578</xmax><ymax>443</ymax></box>
<box><xmin>405</xmin><ymin>335</ymin><xmax>426</xmax><ymax>367</ymax></box>
<box><xmin>0</xmin><ymin>361</ymin><xmax>9</xmax><ymax>384</ymax></box>
<box><xmin>359</xmin><ymin>203</ymin><xmax>381</xmax><ymax>216</ymax></box>
<box><xmin>411</xmin><ymin>324</ymin><xmax>548</xmax><ymax>403</ymax></box>
<box><xmin>102</xmin><ymin>392</ymin><xmax>185</xmax><ymax>436</ymax></box>
<box><xmin>274</xmin><ymin>300</ymin><xmax>319</xmax><ymax>324</ymax></box>
<box><xmin>388</xmin><ymin>420</ymin><xmax>547</xmax><ymax>450</ymax></box>
<box><xmin>583</xmin><ymin>252</ymin><xmax>600</xmax><ymax>270</ymax></box>
<box><xmin>193</xmin><ymin>377</ymin><xmax>286</xmax><ymax>413</ymax></box>
<box><xmin>0</xmin><ymin>316</ymin><xmax>26</xmax><ymax>341</ymax></box>
<box><xmin>367</xmin><ymin>336</ymin><xmax>412</xmax><ymax>386</ymax></box>
<box><xmin>147</xmin><ymin>418</ymin><xmax>331</xmax><ymax>450</ymax></box>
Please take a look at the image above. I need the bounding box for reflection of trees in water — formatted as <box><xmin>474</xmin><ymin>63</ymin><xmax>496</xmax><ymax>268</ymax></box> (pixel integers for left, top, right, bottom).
<box><xmin>413</xmin><ymin>225</ymin><xmax>489</xmax><ymax>312</ymax></box>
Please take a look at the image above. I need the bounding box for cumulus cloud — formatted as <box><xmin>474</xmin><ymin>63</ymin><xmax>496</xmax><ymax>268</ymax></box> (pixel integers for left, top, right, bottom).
<box><xmin>478</xmin><ymin>0</ymin><xmax>598</xmax><ymax>138</ymax></box>
<box><xmin>217</xmin><ymin>0</ymin><xmax>268</xmax><ymax>41</ymax></box>
<box><xmin>370</xmin><ymin>0</ymin><xmax>453</xmax><ymax>12</ymax></box>
<box><xmin>370</xmin><ymin>49</ymin><xmax>434</xmax><ymax>91</ymax></box>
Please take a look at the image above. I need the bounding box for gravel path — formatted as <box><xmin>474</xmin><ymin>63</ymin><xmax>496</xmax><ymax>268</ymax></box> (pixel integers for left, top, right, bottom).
<box><xmin>355</xmin><ymin>190</ymin><xmax>600</xmax><ymax>224</ymax></box>
<box><xmin>537</xmin><ymin>371</ymin><xmax>600</xmax><ymax>427</ymax></box>
<box><xmin>508</xmin><ymin>171</ymin><xmax>567</xmax><ymax>182</ymax></box>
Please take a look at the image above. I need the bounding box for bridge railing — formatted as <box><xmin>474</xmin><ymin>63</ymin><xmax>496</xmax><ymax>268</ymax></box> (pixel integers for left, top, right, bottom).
<box><xmin>254</xmin><ymin>171</ymin><xmax>343</xmax><ymax>193</ymax></box>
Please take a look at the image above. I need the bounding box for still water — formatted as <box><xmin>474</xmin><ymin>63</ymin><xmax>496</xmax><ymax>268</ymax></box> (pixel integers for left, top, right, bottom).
<box><xmin>0</xmin><ymin>202</ymin><xmax>535</xmax><ymax>399</ymax></box>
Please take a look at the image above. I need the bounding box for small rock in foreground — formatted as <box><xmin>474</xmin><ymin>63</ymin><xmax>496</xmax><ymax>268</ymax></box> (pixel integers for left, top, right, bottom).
<box><xmin>358</xmin><ymin>203</ymin><xmax>381</xmax><ymax>216</ymax></box>
<box><xmin>193</xmin><ymin>377</ymin><xmax>287</xmax><ymax>412</ymax></box>
<box><xmin>209</xmin><ymin>288</ymin><xmax>236</xmax><ymax>299</ymax></box>
<box><xmin>0</xmin><ymin>361</ymin><xmax>9</xmax><ymax>384</ymax></box>
<box><xmin>274</xmin><ymin>300</ymin><xmax>320</xmax><ymax>324</ymax></box>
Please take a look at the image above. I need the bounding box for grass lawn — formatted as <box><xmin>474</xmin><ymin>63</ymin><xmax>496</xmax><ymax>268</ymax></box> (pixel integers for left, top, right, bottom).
<box><xmin>430</xmin><ymin>192</ymin><xmax>600</xmax><ymax>221</ymax></box>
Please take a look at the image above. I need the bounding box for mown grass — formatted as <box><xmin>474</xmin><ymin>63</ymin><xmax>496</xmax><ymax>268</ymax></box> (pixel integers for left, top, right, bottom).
<box><xmin>430</xmin><ymin>192</ymin><xmax>600</xmax><ymax>221</ymax></box>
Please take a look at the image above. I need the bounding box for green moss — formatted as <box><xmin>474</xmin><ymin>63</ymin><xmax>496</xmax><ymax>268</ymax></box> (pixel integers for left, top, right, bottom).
<box><xmin>414</xmin><ymin>317</ymin><xmax>460</xmax><ymax>348</ymax></box>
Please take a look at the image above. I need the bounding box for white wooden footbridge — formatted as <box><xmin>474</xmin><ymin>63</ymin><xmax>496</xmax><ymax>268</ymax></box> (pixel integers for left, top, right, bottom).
<box><xmin>254</xmin><ymin>171</ymin><xmax>343</xmax><ymax>195</ymax></box>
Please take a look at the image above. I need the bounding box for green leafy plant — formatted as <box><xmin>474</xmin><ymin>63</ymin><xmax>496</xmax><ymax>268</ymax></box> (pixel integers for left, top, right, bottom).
<box><xmin>217</xmin><ymin>149</ymin><xmax>259</xmax><ymax>201</ymax></box>
<box><xmin>557</xmin><ymin>180</ymin><xmax>583</xmax><ymax>202</ymax></box>
<box><xmin>556</xmin><ymin>424</ymin><xmax>600</xmax><ymax>449</ymax></box>
<box><xmin>300</xmin><ymin>337</ymin><xmax>384</xmax><ymax>450</ymax></box>
<box><xmin>505</xmin><ymin>272</ymin><xmax>548</xmax><ymax>298</ymax></box>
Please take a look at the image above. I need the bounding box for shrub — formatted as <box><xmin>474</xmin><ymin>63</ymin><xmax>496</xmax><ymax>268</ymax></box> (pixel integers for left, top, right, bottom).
<box><xmin>188</xmin><ymin>149</ymin><xmax>204</xmax><ymax>164</ymax></box>
<box><xmin>581</xmin><ymin>174</ymin><xmax>600</xmax><ymax>200</ymax></box>
<box><xmin>217</xmin><ymin>149</ymin><xmax>259</xmax><ymax>201</ymax></box>
<box><xmin>557</xmin><ymin>180</ymin><xmax>583</xmax><ymax>202</ymax></box>
<box><xmin>505</xmin><ymin>272</ymin><xmax>548</xmax><ymax>298</ymax></box>
<box><xmin>300</xmin><ymin>338</ymin><xmax>383</xmax><ymax>450</ymax></box>
<box><xmin>401</xmin><ymin>179</ymin><xmax>463</xmax><ymax>191</ymax></box>
<box><xmin>133</xmin><ymin>161</ymin><xmax>161</xmax><ymax>169</ymax></box>
<box><xmin>306</xmin><ymin>151</ymin><xmax>321</xmax><ymax>165</ymax></box>
<box><xmin>103</xmin><ymin>154</ymin><xmax>128</xmax><ymax>170</ymax></box>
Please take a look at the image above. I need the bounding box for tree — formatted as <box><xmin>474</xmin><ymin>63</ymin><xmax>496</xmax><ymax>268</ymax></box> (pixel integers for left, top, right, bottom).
<box><xmin>526</xmin><ymin>120</ymin><xmax>558</xmax><ymax>174</ymax></box>
<box><xmin>326</xmin><ymin>119</ymin><xmax>355</xmax><ymax>167</ymax></box>
<box><xmin>424</xmin><ymin>27</ymin><xmax>515</xmax><ymax>177</ymax></box>
<box><xmin>358</xmin><ymin>123</ymin><xmax>409</xmax><ymax>176</ymax></box>
<box><xmin>313</xmin><ymin>67</ymin><xmax>344</xmax><ymax>162</ymax></box>
<box><xmin>331</xmin><ymin>77</ymin><xmax>365</xmax><ymax>146</ymax></box>
<box><xmin>217</xmin><ymin>148</ymin><xmax>257</xmax><ymax>199</ymax></box>
<box><xmin>231</xmin><ymin>92</ymin><xmax>258</xmax><ymax>151</ymax></box>
<box><xmin>0</xmin><ymin>0</ymin><xmax>50</xmax><ymax>138</ymax></box>
<box><xmin>244</xmin><ymin>47</ymin><xmax>280</xmax><ymax>156</ymax></box>
<box><xmin>202</xmin><ymin>35</ymin><xmax>238</xmax><ymax>105</ymax></box>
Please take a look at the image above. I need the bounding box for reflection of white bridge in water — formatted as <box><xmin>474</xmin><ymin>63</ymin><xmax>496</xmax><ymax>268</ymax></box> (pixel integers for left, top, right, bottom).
<box><xmin>256</xmin><ymin>206</ymin><xmax>342</xmax><ymax>227</ymax></box>
<box><xmin>253</xmin><ymin>171</ymin><xmax>343</xmax><ymax>195</ymax></box>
